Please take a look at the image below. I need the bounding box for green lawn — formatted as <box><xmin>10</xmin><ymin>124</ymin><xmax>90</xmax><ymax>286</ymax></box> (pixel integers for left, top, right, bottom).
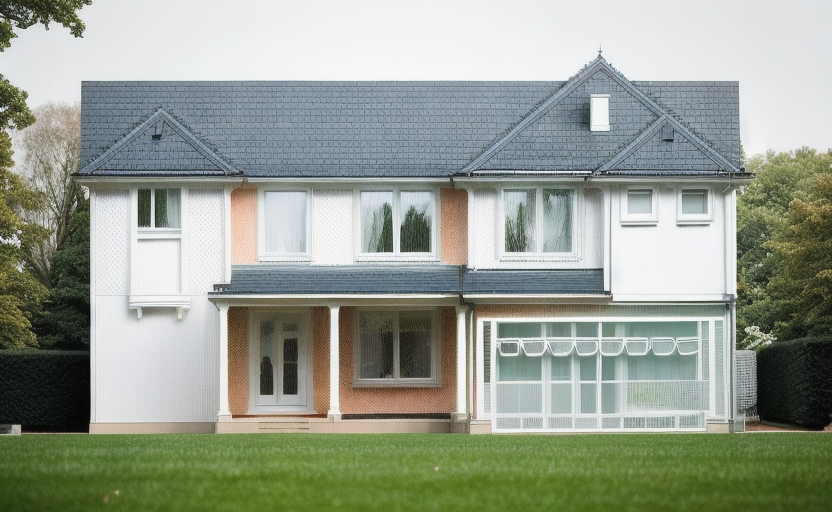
<box><xmin>1</xmin><ymin>433</ymin><xmax>831</xmax><ymax>512</ymax></box>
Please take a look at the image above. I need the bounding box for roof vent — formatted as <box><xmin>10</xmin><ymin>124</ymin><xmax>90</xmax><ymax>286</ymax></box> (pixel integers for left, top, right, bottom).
<box><xmin>661</xmin><ymin>124</ymin><xmax>675</xmax><ymax>142</ymax></box>
<box><xmin>151</xmin><ymin>121</ymin><xmax>164</xmax><ymax>141</ymax></box>
<box><xmin>590</xmin><ymin>94</ymin><xmax>610</xmax><ymax>132</ymax></box>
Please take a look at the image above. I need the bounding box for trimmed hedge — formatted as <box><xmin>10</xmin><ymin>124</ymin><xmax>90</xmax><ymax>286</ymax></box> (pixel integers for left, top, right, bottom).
<box><xmin>757</xmin><ymin>337</ymin><xmax>832</xmax><ymax>429</ymax></box>
<box><xmin>0</xmin><ymin>350</ymin><xmax>90</xmax><ymax>432</ymax></box>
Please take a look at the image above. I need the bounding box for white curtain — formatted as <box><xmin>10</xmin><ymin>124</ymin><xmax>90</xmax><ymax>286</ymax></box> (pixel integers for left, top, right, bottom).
<box><xmin>264</xmin><ymin>191</ymin><xmax>307</xmax><ymax>254</ymax></box>
<box><xmin>542</xmin><ymin>189</ymin><xmax>572</xmax><ymax>252</ymax></box>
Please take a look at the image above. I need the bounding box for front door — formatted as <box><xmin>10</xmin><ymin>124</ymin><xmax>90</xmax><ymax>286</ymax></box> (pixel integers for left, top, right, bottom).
<box><xmin>251</xmin><ymin>313</ymin><xmax>310</xmax><ymax>410</ymax></box>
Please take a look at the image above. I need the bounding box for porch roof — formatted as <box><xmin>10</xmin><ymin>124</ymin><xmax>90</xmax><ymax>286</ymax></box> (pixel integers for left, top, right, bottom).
<box><xmin>209</xmin><ymin>265</ymin><xmax>607</xmax><ymax>298</ymax></box>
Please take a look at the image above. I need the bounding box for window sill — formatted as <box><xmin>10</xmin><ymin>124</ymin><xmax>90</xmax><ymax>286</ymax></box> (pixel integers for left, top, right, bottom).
<box><xmin>676</xmin><ymin>218</ymin><xmax>713</xmax><ymax>226</ymax></box>
<box><xmin>129</xmin><ymin>295</ymin><xmax>191</xmax><ymax>320</ymax></box>
<box><xmin>353</xmin><ymin>379</ymin><xmax>442</xmax><ymax>389</ymax></box>
<box><xmin>354</xmin><ymin>256</ymin><xmax>440</xmax><ymax>263</ymax></box>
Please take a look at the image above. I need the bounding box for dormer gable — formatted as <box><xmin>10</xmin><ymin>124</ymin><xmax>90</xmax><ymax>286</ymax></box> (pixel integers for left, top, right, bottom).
<box><xmin>461</xmin><ymin>56</ymin><xmax>739</xmax><ymax>176</ymax></box>
<box><xmin>78</xmin><ymin>108</ymin><xmax>238</xmax><ymax>176</ymax></box>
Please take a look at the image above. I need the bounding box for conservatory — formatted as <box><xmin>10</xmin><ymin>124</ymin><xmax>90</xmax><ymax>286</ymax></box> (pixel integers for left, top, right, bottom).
<box><xmin>477</xmin><ymin>316</ymin><xmax>728</xmax><ymax>432</ymax></box>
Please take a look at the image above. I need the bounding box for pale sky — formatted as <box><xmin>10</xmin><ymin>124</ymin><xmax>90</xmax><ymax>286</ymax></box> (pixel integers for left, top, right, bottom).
<box><xmin>3</xmin><ymin>0</ymin><xmax>830</xmax><ymax>159</ymax></box>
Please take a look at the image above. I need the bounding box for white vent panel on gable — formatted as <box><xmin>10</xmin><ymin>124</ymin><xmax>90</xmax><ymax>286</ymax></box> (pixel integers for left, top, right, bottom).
<box><xmin>590</xmin><ymin>94</ymin><xmax>610</xmax><ymax>132</ymax></box>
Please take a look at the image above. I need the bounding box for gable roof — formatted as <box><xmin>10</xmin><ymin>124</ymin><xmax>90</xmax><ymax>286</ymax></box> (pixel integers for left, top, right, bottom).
<box><xmin>81</xmin><ymin>109</ymin><xmax>238</xmax><ymax>176</ymax></box>
<box><xmin>78</xmin><ymin>56</ymin><xmax>742</xmax><ymax>179</ymax></box>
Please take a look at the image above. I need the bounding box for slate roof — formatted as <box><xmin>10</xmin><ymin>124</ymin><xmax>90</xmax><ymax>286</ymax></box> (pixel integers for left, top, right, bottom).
<box><xmin>210</xmin><ymin>266</ymin><xmax>607</xmax><ymax>297</ymax></box>
<box><xmin>79</xmin><ymin>56</ymin><xmax>742</xmax><ymax>178</ymax></box>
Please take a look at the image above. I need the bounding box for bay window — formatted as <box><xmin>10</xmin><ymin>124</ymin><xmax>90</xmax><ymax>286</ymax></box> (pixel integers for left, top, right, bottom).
<box><xmin>138</xmin><ymin>188</ymin><xmax>181</xmax><ymax>229</ymax></box>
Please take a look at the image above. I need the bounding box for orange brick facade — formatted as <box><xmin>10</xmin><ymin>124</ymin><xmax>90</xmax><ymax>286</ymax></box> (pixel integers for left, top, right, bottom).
<box><xmin>227</xmin><ymin>306</ymin><xmax>457</xmax><ymax>416</ymax></box>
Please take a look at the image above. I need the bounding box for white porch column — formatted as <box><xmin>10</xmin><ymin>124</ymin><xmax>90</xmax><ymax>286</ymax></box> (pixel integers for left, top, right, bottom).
<box><xmin>328</xmin><ymin>304</ymin><xmax>342</xmax><ymax>419</ymax></box>
<box><xmin>217</xmin><ymin>304</ymin><xmax>231</xmax><ymax>421</ymax></box>
<box><xmin>454</xmin><ymin>305</ymin><xmax>468</xmax><ymax>420</ymax></box>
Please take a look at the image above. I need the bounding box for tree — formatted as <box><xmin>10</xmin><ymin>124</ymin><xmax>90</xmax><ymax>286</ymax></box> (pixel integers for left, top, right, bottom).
<box><xmin>0</xmin><ymin>133</ymin><xmax>47</xmax><ymax>348</ymax></box>
<box><xmin>16</xmin><ymin>103</ymin><xmax>82</xmax><ymax>288</ymax></box>
<box><xmin>736</xmin><ymin>148</ymin><xmax>832</xmax><ymax>345</ymax></box>
<box><xmin>34</xmin><ymin>195</ymin><xmax>89</xmax><ymax>349</ymax></box>
<box><xmin>0</xmin><ymin>1</ymin><xmax>90</xmax><ymax>131</ymax></box>
<box><xmin>0</xmin><ymin>2</ymin><xmax>90</xmax><ymax>349</ymax></box>
<box><xmin>505</xmin><ymin>202</ymin><xmax>529</xmax><ymax>252</ymax></box>
<box><xmin>400</xmin><ymin>205</ymin><xmax>430</xmax><ymax>253</ymax></box>
<box><xmin>766</xmin><ymin>172</ymin><xmax>832</xmax><ymax>340</ymax></box>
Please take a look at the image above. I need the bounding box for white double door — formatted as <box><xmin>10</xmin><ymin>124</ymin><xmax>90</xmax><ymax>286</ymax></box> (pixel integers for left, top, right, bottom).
<box><xmin>251</xmin><ymin>313</ymin><xmax>311</xmax><ymax>410</ymax></box>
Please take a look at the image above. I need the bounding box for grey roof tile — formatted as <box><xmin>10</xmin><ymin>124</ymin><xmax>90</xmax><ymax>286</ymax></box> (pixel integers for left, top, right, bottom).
<box><xmin>212</xmin><ymin>266</ymin><xmax>607</xmax><ymax>297</ymax></box>
<box><xmin>79</xmin><ymin>57</ymin><xmax>741</xmax><ymax>178</ymax></box>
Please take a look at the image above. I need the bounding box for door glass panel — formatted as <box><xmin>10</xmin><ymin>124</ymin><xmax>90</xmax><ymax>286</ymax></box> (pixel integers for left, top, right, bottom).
<box><xmin>260</xmin><ymin>321</ymin><xmax>275</xmax><ymax>396</ymax></box>
<box><xmin>283</xmin><ymin>337</ymin><xmax>298</xmax><ymax>396</ymax></box>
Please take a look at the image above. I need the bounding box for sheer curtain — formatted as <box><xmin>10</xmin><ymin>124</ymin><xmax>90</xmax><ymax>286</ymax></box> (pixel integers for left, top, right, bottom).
<box><xmin>542</xmin><ymin>189</ymin><xmax>572</xmax><ymax>252</ymax></box>
<box><xmin>264</xmin><ymin>191</ymin><xmax>307</xmax><ymax>254</ymax></box>
<box><xmin>361</xmin><ymin>191</ymin><xmax>393</xmax><ymax>253</ymax></box>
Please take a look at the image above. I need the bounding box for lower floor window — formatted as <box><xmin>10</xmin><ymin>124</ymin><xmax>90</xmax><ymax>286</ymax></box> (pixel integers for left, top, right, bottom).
<box><xmin>355</xmin><ymin>310</ymin><xmax>439</xmax><ymax>387</ymax></box>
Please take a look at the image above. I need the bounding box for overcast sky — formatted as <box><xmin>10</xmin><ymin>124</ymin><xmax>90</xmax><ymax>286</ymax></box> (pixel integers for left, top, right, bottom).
<box><xmin>3</xmin><ymin>0</ymin><xmax>830</xmax><ymax>159</ymax></box>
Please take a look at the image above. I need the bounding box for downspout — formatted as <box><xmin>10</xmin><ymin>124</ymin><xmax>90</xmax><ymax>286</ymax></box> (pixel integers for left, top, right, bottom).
<box><xmin>458</xmin><ymin>265</ymin><xmax>476</xmax><ymax>422</ymax></box>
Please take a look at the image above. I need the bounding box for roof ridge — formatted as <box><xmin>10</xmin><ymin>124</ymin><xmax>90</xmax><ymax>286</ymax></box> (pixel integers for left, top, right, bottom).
<box><xmin>78</xmin><ymin>108</ymin><xmax>239</xmax><ymax>175</ymax></box>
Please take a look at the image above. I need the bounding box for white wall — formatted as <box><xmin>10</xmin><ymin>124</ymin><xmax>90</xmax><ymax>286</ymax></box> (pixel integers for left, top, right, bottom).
<box><xmin>610</xmin><ymin>185</ymin><xmax>727</xmax><ymax>300</ymax></box>
<box><xmin>91</xmin><ymin>187</ymin><xmax>224</xmax><ymax>423</ymax></box>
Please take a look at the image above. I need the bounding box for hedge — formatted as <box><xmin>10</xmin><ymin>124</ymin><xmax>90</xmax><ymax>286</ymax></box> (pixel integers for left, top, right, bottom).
<box><xmin>757</xmin><ymin>337</ymin><xmax>832</xmax><ymax>429</ymax></box>
<box><xmin>0</xmin><ymin>350</ymin><xmax>90</xmax><ymax>432</ymax></box>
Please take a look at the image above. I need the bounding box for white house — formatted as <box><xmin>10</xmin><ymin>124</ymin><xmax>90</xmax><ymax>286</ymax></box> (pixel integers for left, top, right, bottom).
<box><xmin>76</xmin><ymin>55</ymin><xmax>753</xmax><ymax>434</ymax></box>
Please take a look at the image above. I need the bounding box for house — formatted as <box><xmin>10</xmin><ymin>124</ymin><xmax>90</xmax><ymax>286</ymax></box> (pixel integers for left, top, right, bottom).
<box><xmin>76</xmin><ymin>55</ymin><xmax>754</xmax><ymax>434</ymax></box>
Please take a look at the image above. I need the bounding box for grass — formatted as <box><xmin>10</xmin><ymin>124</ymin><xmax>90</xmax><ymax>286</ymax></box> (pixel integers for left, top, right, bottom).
<box><xmin>1</xmin><ymin>433</ymin><xmax>831</xmax><ymax>512</ymax></box>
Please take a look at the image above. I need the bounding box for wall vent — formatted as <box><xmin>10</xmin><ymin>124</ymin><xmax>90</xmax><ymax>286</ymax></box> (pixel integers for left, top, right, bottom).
<box><xmin>590</xmin><ymin>94</ymin><xmax>610</xmax><ymax>132</ymax></box>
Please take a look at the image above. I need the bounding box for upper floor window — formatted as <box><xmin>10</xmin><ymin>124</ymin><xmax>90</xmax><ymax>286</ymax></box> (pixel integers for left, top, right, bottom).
<box><xmin>138</xmin><ymin>189</ymin><xmax>180</xmax><ymax>229</ymax></box>
<box><xmin>621</xmin><ymin>187</ymin><xmax>658</xmax><ymax>224</ymax></box>
<box><xmin>677</xmin><ymin>188</ymin><xmax>713</xmax><ymax>224</ymax></box>
<box><xmin>503</xmin><ymin>187</ymin><xmax>574</xmax><ymax>255</ymax></box>
<box><xmin>260</xmin><ymin>190</ymin><xmax>310</xmax><ymax>259</ymax></box>
<box><xmin>359</xmin><ymin>189</ymin><xmax>435</xmax><ymax>258</ymax></box>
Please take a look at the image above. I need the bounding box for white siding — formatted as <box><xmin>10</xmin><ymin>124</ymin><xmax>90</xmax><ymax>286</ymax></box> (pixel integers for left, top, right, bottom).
<box><xmin>91</xmin><ymin>187</ymin><xmax>225</xmax><ymax>423</ymax></box>
<box><xmin>468</xmin><ymin>186</ymin><xmax>605</xmax><ymax>270</ymax></box>
<box><xmin>93</xmin><ymin>296</ymin><xmax>218</xmax><ymax>422</ymax></box>
<box><xmin>313</xmin><ymin>189</ymin><xmax>354</xmax><ymax>264</ymax></box>
<box><xmin>95</xmin><ymin>190</ymin><xmax>130</xmax><ymax>295</ymax></box>
<box><xmin>611</xmin><ymin>186</ymin><xmax>726</xmax><ymax>299</ymax></box>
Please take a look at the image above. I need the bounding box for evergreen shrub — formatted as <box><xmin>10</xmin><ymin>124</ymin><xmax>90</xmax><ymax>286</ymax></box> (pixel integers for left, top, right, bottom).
<box><xmin>0</xmin><ymin>350</ymin><xmax>89</xmax><ymax>431</ymax></box>
<box><xmin>757</xmin><ymin>337</ymin><xmax>832</xmax><ymax>429</ymax></box>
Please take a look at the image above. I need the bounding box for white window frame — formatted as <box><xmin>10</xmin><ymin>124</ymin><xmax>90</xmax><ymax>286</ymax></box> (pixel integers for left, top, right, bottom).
<box><xmin>129</xmin><ymin>187</ymin><xmax>190</xmax><ymax>319</ymax></box>
<box><xmin>499</xmin><ymin>186</ymin><xmax>578</xmax><ymax>261</ymax></box>
<box><xmin>353</xmin><ymin>309</ymin><xmax>441</xmax><ymax>388</ymax></box>
<box><xmin>258</xmin><ymin>188</ymin><xmax>313</xmax><ymax>262</ymax></box>
<box><xmin>621</xmin><ymin>186</ymin><xmax>658</xmax><ymax>225</ymax></box>
<box><xmin>677</xmin><ymin>187</ymin><xmax>713</xmax><ymax>224</ymax></box>
<box><xmin>355</xmin><ymin>187</ymin><xmax>439</xmax><ymax>261</ymax></box>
